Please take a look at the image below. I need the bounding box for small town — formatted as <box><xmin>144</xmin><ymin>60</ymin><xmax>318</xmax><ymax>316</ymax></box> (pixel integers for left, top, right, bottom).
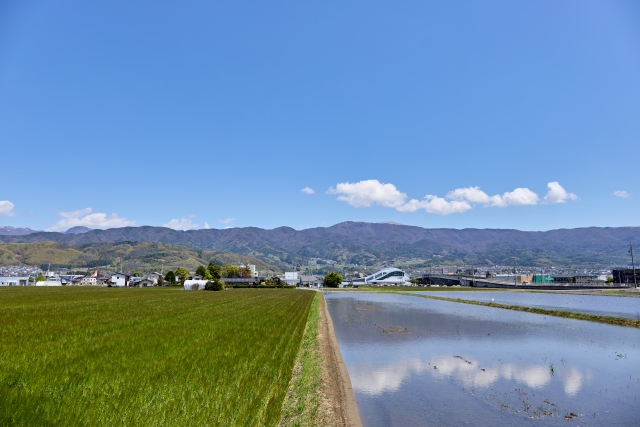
<box><xmin>1</xmin><ymin>263</ymin><xmax>637</xmax><ymax>289</ymax></box>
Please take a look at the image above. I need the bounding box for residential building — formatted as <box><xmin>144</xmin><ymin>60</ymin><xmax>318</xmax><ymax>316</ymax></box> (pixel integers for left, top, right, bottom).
<box><xmin>82</xmin><ymin>276</ymin><xmax>97</xmax><ymax>286</ymax></box>
<box><xmin>110</xmin><ymin>273</ymin><xmax>129</xmax><ymax>287</ymax></box>
<box><xmin>299</xmin><ymin>275</ymin><xmax>325</xmax><ymax>287</ymax></box>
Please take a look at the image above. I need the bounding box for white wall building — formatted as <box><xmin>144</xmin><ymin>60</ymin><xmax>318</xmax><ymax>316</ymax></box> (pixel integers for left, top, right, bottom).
<box><xmin>110</xmin><ymin>273</ymin><xmax>128</xmax><ymax>287</ymax></box>
<box><xmin>353</xmin><ymin>268</ymin><xmax>411</xmax><ymax>286</ymax></box>
<box><xmin>284</xmin><ymin>272</ymin><xmax>299</xmax><ymax>286</ymax></box>
<box><xmin>0</xmin><ymin>276</ymin><xmax>29</xmax><ymax>286</ymax></box>
<box><xmin>82</xmin><ymin>277</ymin><xmax>97</xmax><ymax>286</ymax></box>
<box><xmin>36</xmin><ymin>273</ymin><xmax>63</xmax><ymax>286</ymax></box>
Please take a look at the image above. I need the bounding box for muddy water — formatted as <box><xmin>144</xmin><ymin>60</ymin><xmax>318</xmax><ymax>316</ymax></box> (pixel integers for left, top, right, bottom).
<box><xmin>413</xmin><ymin>291</ymin><xmax>640</xmax><ymax>319</ymax></box>
<box><xmin>325</xmin><ymin>292</ymin><xmax>640</xmax><ymax>427</ymax></box>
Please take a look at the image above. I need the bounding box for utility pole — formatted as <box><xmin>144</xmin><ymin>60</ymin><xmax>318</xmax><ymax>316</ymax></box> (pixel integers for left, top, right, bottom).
<box><xmin>629</xmin><ymin>243</ymin><xmax>637</xmax><ymax>288</ymax></box>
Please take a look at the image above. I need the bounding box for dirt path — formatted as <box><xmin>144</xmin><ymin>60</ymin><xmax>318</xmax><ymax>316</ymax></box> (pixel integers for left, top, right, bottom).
<box><xmin>318</xmin><ymin>292</ymin><xmax>363</xmax><ymax>427</ymax></box>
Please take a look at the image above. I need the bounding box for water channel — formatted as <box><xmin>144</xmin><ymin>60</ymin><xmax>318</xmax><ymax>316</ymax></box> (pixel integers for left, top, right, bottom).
<box><xmin>326</xmin><ymin>292</ymin><xmax>640</xmax><ymax>426</ymax></box>
<box><xmin>411</xmin><ymin>291</ymin><xmax>640</xmax><ymax>320</ymax></box>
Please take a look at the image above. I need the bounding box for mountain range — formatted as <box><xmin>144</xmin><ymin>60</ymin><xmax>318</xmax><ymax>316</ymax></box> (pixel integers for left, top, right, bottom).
<box><xmin>0</xmin><ymin>226</ymin><xmax>39</xmax><ymax>236</ymax></box>
<box><xmin>0</xmin><ymin>222</ymin><xmax>638</xmax><ymax>267</ymax></box>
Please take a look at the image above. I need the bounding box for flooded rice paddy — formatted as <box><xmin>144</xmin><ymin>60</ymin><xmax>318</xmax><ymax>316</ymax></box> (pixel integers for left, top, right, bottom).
<box><xmin>412</xmin><ymin>291</ymin><xmax>640</xmax><ymax>320</ymax></box>
<box><xmin>326</xmin><ymin>292</ymin><xmax>640</xmax><ymax>427</ymax></box>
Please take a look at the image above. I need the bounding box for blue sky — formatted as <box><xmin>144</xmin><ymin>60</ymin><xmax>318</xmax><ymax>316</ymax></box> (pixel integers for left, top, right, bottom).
<box><xmin>1</xmin><ymin>0</ymin><xmax>639</xmax><ymax>232</ymax></box>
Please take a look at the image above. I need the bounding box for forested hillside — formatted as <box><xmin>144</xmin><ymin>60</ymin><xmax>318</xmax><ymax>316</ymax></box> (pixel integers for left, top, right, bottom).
<box><xmin>1</xmin><ymin>222</ymin><xmax>638</xmax><ymax>267</ymax></box>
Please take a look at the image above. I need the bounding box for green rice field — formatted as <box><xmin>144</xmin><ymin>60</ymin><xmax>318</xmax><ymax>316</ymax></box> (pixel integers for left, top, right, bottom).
<box><xmin>0</xmin><ymin>287</ymin><xmax>315</xmax><ymax>426</ymax></box>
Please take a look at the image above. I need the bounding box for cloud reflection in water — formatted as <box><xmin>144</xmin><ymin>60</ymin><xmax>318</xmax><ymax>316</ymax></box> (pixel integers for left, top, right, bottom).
<box><xmin>350</xmin><ymin>355</ymin><xmax>589</xmax><ymax>397</ymax></box>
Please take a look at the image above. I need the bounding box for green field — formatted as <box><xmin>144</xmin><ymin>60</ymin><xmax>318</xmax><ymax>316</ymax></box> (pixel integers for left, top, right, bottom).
<box><xmin>0</xmin><ymin>287</ymin><xmax>314</xmax><ymax>426</ymax></box>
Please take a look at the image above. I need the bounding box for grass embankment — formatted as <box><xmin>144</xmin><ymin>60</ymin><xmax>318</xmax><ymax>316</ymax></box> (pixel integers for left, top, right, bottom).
<box><xmin>0</xmin><ymin>287</ymin><xmax>314</xmax><ymax>426</ymax></box>
<box><xmin>280</xmin><ymin>293</ymin><xmax>329</xmax><ymax>427</ymax></box>
<box><xmin>403</xmin><ymin>293</ymin><xmax>640</xmax><ymax>328</ymax></box>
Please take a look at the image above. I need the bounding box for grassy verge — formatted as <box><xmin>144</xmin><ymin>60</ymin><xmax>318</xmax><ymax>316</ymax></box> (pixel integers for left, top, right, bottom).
<box><xmin>279</xmin><ymin>293</ymin><xmax>328</xmax><ymax>427</ymax></box>
<box><xmin>0</xmin><ymin>287</ymin><xmax>314</xmax><ymax>426</ymax></box>
<box><xmin>402</xmin><ymin>292</ymin><xmax>640</xmax><ymax>328</ymax></box>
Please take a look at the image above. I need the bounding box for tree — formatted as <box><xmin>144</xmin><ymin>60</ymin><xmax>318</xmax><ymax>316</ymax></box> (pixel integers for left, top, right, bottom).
<box><xmin>35</xmin><ymin>274</ymin><xmax>46</xmax><ymax>283</ymax></box>
<box><xmin>205</xmin><ymin>279</ymin><xmax>225</xmax><ymax>291</ymax></box>
<box><xmin>196</xmin><ymin>265</ymin><xmax>207</xmax><ymax>277</ymax></box>
<box><xmin>203</xmin><ymin>270</ymin><xmax>213</xmax><ymax>280</ymax></box>
<box><xmin>239</xmin><ymin>267</ymin><xmax>252</xmax><ymax>278</ymax></box>
<box><xmin>324</xmin><ymin>271</ymin><xmax>343</xmax><ymax>288</ymax></box>
<box><xmin>157</xmin><ymin>276</ymin><xmax>165</xmax><ymax>286</ymax></box>
<box><xmin>164</xmin><ymin>270</ymin><xmax>176</xmax><ymax>284</ymax></box>
<box><xmin>223</xmin><ymin>264</ymin><xmax>239</xmax><ymax>278</ymax></box>
<box><xmin>175</xmin><ymin>268</ymin><xmax>189</xmax><ymax>283</ymax></box>
<box><xmin>207</xmin><ymin>263</ymin><xmax>222</xmax><ymax>280</ymax></box>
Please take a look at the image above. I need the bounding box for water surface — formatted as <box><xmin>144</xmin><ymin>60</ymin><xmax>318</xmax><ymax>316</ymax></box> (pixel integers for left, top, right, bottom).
<box><xmin>326</xmin><ymin>292</ymin><xmax>640</xmax><ymax>427</ymax></box>
<box><xmin>410</xmin><ymin>291</ymin><xmax>640</xmax><ymax>319</ymax></box>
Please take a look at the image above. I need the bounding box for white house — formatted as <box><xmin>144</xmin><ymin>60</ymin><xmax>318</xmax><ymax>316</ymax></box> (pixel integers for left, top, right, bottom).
<box><xmin>147</xmin><ymin>272</ymin><xmax>161</xmax><ymax>284</ymax></box>
<box><xmin>110</xmin><ymin>273</ymin><xmax>129</xmax><ymax>287</ymax></box>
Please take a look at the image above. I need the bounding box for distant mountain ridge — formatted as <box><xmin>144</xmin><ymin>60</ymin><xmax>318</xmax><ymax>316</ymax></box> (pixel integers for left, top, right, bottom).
<box><xmin>0</xmin><ymin>222</ymin><xmax>638</xmax><ymax>266</ymax></box>
<box><xmin>65</xmin><ymin>226</ymin><xmax>92</xmax><ymax>234</ymax></box>
<box><xmin>0</xmin><ymin>226</ymin><xmax>39</xmax><ymax>236</ymax></box>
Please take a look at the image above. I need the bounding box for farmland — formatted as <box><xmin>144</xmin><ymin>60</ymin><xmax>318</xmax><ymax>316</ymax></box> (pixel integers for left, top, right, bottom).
<box><xmin>0</xmin><ymin>287</ymin><xmax>314</xmax><ymax>426</ymax></box>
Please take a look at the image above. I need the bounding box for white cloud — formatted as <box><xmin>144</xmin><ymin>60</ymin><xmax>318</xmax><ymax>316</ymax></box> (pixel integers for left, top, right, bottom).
<box><xmin>446</xmin><ymin>187</ymin><xmax>491</xmax><ymax>204</ymax></box>
<box><xmin>301</xmin><ymin>187</ymin><xmax>315</xmax><ymax>195</ymax></box>
<box><xmin>448</xmin><ymin>186</ymin><xmax>539</xmax><ymax>208</ymax></box>
<box><xmin>329</xmin><ymin>180</ymin><xmax>576</xmax><ymax>215</ymax></box>
<box><xmin>327</xmin><ymin>179</ymin><xmax>407</xmax><ymax>208</ymax></box>
<box><xmin>397</xmin><ymin>196</ymin><xmax>472</xmax><ymax>215</ymax></box>
<box><xmin>203</xmin><ymin>222</ymin><xmax>210</xmax><ymax>229</ymax></box>
<box><xmin>614</xmin><ymin>190</ymin><xmax>630</xmax><ymax>198</ymax></box>
<box><xmin>0</xmin><ymin>201</ymin><xmax>15</xmax><ymax>216</ymax></box>
<box><xmin>543</xmin><ymin>181</ymin><xmax>578</xmax><ymax>204</ymax></box>
<box><xmin>163</xmin><ymin>216</ymin><xmax>198</xmax><ymax>230</ymax></box>
<box><xmin>490</xmin><ymin>187</ymin><xmax>540</xmax><ymax>207</ymax></box>
<box><xmin>219</xmin><ymin>217</ymin><xmax>236</xmax><ymax>224</ymax></box>
<box><xmin>48</xmin><ymin>208</ymin><xmax>134</xmax><ymax>231</ymax></box>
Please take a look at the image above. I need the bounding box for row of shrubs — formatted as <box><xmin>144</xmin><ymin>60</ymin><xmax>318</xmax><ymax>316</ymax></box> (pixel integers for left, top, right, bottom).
<box><xmin>189</xmin><ymin>280</ymin><xmax>296</xmax><ymax>291</ymax></box>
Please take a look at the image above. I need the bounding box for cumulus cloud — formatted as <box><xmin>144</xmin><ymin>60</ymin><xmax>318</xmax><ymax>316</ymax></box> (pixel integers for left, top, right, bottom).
<box><xmin>203</xmin><ymin>222</ymin><xmax>210</xmax><ymax>229</ymax></box>
<box><xmin>219</xmin><ymin>217</ymin><xmax>236</xmax><ymax>224</ymax></box>
<box><xmin>447</xmin><ymin>186</ymin><xmax>539</xmax><ymax>207</ymax></box>
<box><xmin>327</xmin><ymin>179</ymin><xmax>407</xmax><ymax>208</ymax></box>
<box><xmin>543</xmin><ymin>181</ymin><xmax>578</xmax><ymax>204</ymax></box>
<box><xmin>397</xmin><ymin>196</ymin><xmax>472</xmax><ymax>215</ymax></box>
<box><xmin>446</xmin><ymin>187</ymin><xmax>491</xmax><ymax>204</ymax></box>
<box><xmin>614</xmin><ymin>190</ymin><xmax>630</xmax><ymax>198</ymax></box>
<box><xmin>301</xmin><ymin>187</ymin><xmax>315</xmax><ymax>195</ymax></box>
<box><xmin>48</xmin><ymin>208</ymin><xmax>134</xmax><ymax>231</ymax></box>
<box><xmin>0</xmin><ymin>200</ymin><xmax>15</xmax><ymax>216</ymax></box>
<box><xmin>491</xmin><ymin>187</ymin><xmax>540</xmax><ymax>207</ymax></box>
<box><xmin>163</xmin><ymin>216</ymin><xmax>198</xmax><ymax>230</ymax></box>
<box><xmin>329</xmin><ymin>180</ymin><xmax>577</xmax><ymax>215</ymax></box>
